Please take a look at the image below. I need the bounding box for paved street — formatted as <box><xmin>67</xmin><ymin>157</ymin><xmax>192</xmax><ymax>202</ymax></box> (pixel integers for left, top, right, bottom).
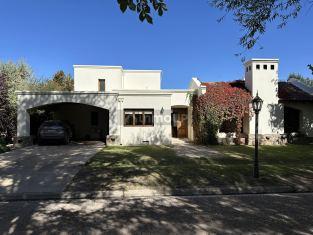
<box><xmin>0</xmin><ymin>142</ymin><xmax>103</xmax><ymax>194</ymax></box>
<box><xmin>1</xmin><ymin>193</ymin><xmax>313</xmax><ymax>234</ymax></box>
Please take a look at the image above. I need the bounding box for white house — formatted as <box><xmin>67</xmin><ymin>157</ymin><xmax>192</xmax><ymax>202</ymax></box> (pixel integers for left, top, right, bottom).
<box><xmin>17</xmin><ymin>65</ymin><xmax>193</xmax><ymax>146</ymax></box>
<box><xmin>244</xmin><ymin>59</ymin><xmax>313</xmax><ymax>144</ymax></box>
<box><xmin>16</xmin><ymin>59</ymin><xmax>313</xmax><ymax>146</ymax></box>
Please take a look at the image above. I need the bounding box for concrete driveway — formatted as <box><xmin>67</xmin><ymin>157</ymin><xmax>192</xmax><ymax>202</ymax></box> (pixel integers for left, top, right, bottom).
<box><xmin>0</xmin><ymin>142</ymin><xmax>104</xmax><ymax>194</ymax></box>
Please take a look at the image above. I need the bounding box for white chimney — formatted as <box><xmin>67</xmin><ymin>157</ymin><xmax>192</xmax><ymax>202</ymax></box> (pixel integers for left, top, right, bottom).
<box><xmin>244</xmin><ymin>58</ymin><xmax>284</xmax><ymax>136</ymax></box>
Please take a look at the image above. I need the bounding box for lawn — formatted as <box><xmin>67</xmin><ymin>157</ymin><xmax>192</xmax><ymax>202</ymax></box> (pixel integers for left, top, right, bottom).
<box><xmin>67</xmin><ymin>144</ymin><xmax>313</xmax><ymax>191</ymax></box>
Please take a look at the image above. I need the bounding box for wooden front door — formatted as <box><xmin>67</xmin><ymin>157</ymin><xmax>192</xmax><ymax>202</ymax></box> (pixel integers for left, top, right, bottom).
<box><xmin>172</xmin><ymin>108</ymin><xmax>188</xmax><ymax>138</ymax></box>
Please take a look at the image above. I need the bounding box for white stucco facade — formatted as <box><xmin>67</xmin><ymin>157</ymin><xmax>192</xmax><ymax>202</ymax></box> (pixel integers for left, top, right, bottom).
<box><xmin>17</xmin><ymin>65</ymin><xmax>191</xmax><ymax>146</ymax></box>
<box><xmin>244</xmin><ymin>59</ymin><xmax>284</xmax><ymax>136</ymax></box>
<box><xmin>118</xmin><ymin>92</ymin><xmax>172</xmax><ymax>145</ymax></box>
<box><xmin>16</xmin><ymin>59</ymin><xmax>313</xmax><ymax>146</ymax></box>
<box><xmin>17</xmin><ymin>92</ymin><xmax>119</xmax><ymax>137</ymax></box>
<box><xmin>74</xmin><ymin>65</ymin><xmax>162</xmax><ymax>91</ymax></box>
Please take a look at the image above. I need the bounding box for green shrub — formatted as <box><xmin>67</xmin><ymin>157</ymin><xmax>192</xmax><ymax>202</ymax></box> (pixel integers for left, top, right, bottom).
<box><xmin>0</xmin><ymin>138</ymin><xmax>9</xmax><ymax>153</ymax></box>
<box><xmin>288</xmin><ymin>73</ymin><xmax>313</xmax><ymax>88</ymax></box>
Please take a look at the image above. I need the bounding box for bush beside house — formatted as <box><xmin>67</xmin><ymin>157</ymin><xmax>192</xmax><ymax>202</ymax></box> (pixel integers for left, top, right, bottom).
<box><xmin>192</xmin><ymin>82</ymin><xmax>251</xmax><ymax>145</ymax></box>
<box><xmin>0</xmin><ymin>138</ymin><xmax>9</xmax><ymax>153</ymax></box>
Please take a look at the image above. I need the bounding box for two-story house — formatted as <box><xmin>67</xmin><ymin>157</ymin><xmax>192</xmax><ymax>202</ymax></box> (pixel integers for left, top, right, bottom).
<box><xmin>16</xmin><ymin>59</ymin><xmax>313</xmax><ymax>146</ymax></box>
<box><xmin>17</xmin><ymin>65</ymin><xmax>193</xmax><ymax>145</ymax></box>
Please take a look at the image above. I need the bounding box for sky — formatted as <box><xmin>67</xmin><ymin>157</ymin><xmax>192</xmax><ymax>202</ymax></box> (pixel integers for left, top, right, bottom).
<box><xmin>0</xmin><ymin>0</ymin><xmax>312</xmax><ymax>89</ymax></box>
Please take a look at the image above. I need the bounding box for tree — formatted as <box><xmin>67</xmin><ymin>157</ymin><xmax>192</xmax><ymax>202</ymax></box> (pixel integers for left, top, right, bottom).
<box><xmin>117</xmin><ymin>0</ymin><xmax>306</xmax><ymax>49</ymax></box>
<box><xmin>0</xmin><ymin>73</ymin><xmax>9</xmax><ymax>140</ymax></box>
<box><xmin>288</xmin><ymin>65</ymin><xmax>313</xmax><ymax>87</ymax></box>
<box><xmin>0</xmin><ymin>61</ymin><xmax>33</xmax><ymax>142</ymax></box>
<box><xmin>117</xmin><ymin>0</ymin><xmax>167</xmax><ymax>24</ymax></box>
<box><xmin>308</xmin><ymin>64</ymin><xmax>313</xmax><ymax>75</ymax></box>
<box><xmin>211</xmin><ymin>0</ymin><xmax>302</xmax><ymax>49</ymax></box>
<box><xmin>0</xmin><ymin>61</ymin><xmax>74</xmax><ymax>142</ymax></box>
<box><xmin>53</xmin><ymin>70</ymin><xmax>66</xmax><ymax>86</ymax></box>
<box><xmin>52</xmin><ymin>70</ymin><xmax>74</xmax><ymax>91</ymax></box>
<box><xmin>37</xmin><ymin>70</ymin><xmax>74</xmax><ymax>91</ymax></box>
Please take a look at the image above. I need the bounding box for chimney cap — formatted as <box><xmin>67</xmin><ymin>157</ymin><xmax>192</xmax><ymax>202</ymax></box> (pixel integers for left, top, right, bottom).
<box><xmin>245</xmin><ymin>58</ymin><xmax>279</xmax><ymax>65</ymax></box>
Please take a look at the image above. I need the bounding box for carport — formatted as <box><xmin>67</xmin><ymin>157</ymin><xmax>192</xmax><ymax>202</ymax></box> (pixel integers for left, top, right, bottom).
<box><xmin>29</xmin><ymin>103</ymin><xmax>110</xmax><ymax>142</ymax></box>
<box><xmin>16</xmin><ymin>91</ymin><xmax>119</xmax><ymax>144</ymax></box>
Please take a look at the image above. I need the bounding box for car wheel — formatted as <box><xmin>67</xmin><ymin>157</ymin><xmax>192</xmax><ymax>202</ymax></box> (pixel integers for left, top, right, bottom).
<box><xmin>63</xmin><ymin>135</ymin><xmax>70</xmax><ymax>145</ymax></box>
<box><xmin>38</xmin><ymin>139</ymin><xmax>44</xmax><ymax>146</ymax></box>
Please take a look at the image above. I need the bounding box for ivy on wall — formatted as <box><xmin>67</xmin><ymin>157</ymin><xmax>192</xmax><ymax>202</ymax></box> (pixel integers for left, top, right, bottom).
<box><xmin>192</xmin><ymin>82</ymin><xmax>251</xmax><ymax>144</ymax></box>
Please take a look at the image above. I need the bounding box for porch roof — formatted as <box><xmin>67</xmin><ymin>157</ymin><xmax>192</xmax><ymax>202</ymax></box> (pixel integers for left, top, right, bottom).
<box><xmin>278</xmin><ymin>82</ymin><xmax>313</xmax><ymax>101</ymax></box>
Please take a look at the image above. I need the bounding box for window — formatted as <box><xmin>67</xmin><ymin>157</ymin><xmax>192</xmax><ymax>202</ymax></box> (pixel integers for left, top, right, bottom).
<box><xmin>98</xmin><ymin>79</ymin><xmax>105</xmax><ymax>91</ymax></box>
<box><xmin>256</xmin><ymin>64</ymin><xmax>260</xmax><ymax>70</ymax></box>
<box><xmin>271</xmin><ymin>65</ymin><xmax>275</xmax><ymax>70</ymax></box>
<box><xmin>144</xmin><ymin>111</ymin><xmax>154</xmax><ymax>126</ymax></box>
<box><xmin>91</xmin><ymin>111</ymin><xmax>99</xmax><ymax>126</ymax></box>
<box><xmin>124</xmin><ymin>111</ymin><xmax>134</xmax><ymax>126</ymax></box>
<box><xmin>249</xmin><ymin>66</ymin><xmax>251</xmax><ymax>71</ymax></box>
<box><xmin>246</xmin><ymin>67</ymin><xmax>248</xmax><ymax>72</ymax></box>
<box><xmin>135</xmin><ymin>111</ymin><xmax>144</xmax><ymax>125</ymax></box>
<box><xmin>124</xmin><ymin>109</ymin><xmax>154</xmax><ymax>126</ymax></box>
<box><xmin>263</xmin><ymin>64</ymin><xmax>268</xmax><ymax>70</ymax></box>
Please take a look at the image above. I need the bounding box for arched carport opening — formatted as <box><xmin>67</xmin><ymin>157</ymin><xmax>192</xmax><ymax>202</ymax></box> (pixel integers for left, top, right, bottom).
<box><xmin>28</xmin><ymin>102</ymin><xmax>109</xmax><ymax>143</ymax></box>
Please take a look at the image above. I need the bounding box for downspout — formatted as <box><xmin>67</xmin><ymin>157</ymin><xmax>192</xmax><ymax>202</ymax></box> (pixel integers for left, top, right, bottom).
<box><xmin>118</xmin><ymin>97</ymin><xmax>124</xmax><ymax>145</ymax></box>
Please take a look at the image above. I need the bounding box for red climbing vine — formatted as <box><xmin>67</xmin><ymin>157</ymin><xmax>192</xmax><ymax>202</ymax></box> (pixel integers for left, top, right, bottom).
<box><xmin>192</xmin><ymin>82</ymin><xmax>252</xmax><ymax>144</ymax></box>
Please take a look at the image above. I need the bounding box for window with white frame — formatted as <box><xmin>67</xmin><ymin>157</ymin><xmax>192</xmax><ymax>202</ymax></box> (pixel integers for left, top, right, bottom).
<box><xmin>124</xmin><ymin>109</ymin><xmax>154</xmax><ymax>126</ymax></box>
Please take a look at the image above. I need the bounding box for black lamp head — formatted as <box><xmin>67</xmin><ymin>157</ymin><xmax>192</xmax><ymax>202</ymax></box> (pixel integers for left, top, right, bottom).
<box><xmin>252</xmin><ymin>91</ymin><xmax>263</xmax><ymax>113</ymax></box>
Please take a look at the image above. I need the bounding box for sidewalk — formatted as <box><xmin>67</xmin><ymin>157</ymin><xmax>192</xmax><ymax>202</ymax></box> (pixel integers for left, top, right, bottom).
<box><xmin>2</xmin><ymin>184</ymin><xmax>313</xmax><ymax>201</ymax></box>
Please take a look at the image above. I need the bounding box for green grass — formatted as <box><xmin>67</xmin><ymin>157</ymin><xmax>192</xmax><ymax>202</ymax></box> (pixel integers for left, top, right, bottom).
<box><xmin>212</xmin><ymin>145</ymin><xmax>313</xmax><ymax>164</ymax></box>
<box><xmin>68</xmin><ymin>144</ymin><xmax>313</xmax><ymax>191</ymax></box>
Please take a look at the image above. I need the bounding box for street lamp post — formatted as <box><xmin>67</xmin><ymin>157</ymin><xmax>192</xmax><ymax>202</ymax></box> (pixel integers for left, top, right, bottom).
<box><xmin>252</xmin><ymin>92</ymin><xmax>263</xmax><ymax>178</ymax></box>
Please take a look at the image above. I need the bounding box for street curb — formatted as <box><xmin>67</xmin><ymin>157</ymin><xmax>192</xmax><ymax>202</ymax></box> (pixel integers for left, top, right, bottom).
<box><xmin>1</xmin><ymin>185</ymin><xmax>313</xmax><ymax>201</ymax></box>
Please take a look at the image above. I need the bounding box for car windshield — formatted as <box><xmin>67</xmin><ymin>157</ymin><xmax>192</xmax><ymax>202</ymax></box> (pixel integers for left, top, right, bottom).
<box><xmin>42</xmin><ymin>121</ymin><xmax>63</xmax><ymax>127</ymax></box>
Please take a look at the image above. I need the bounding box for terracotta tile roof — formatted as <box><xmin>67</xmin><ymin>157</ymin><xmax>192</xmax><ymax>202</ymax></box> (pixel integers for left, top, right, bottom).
<box><xmin>201</xmin><ymin>80</ymin><xmax>249</xmax><ymax>91</ymax></box>
<box><xmin>201</xmin><ymin>80</ymin><xmax>313</xmax><ymax>101</ymax></box>
<box><xmin>229</xmin><ymin>80</ymin><xmax>249</xmax><ymax>90</ymax></box>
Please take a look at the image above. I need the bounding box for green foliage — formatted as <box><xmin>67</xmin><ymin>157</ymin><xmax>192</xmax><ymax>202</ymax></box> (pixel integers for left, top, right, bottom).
<box><xmin>0</xmin><ymin>74</ymin><xmax>8</xmax><ymax>140</ymax></box>
<box><xmin>288</xmin><ymin>73</ymin><xmax>305</xmax><ymax>81</ymax></box>
<box><xmin>288</xmin><ymin>73</ymin><xmax>313</xmax><ymax>88</ymax></box>
<box><xmin>192</xmin><ymin>82</ymin><xmax>251</xmax><ymax>145</ymax></box>
<box><xmin>27</xmin><ymin>70</ymin><xmax>74</xmax><ymax>92</ymax></box>
<box><xmin>0</xmin><ymin>138</ymin><xmax>9</xmax><ymax>153</ymax></box>
<box><xmin>117</xmin><ymin>0</ymin><xmax>167</xmax><ymax>24</ymax></box>
<box><xmin>212</xmin><ymin>0</ymin><xmax>302</xmax><ymax>49</ymax></box>
<box><xmin>116</xmin><ymin>0</ymin><xmax>305</xmax><ymax>49</ymax></box>
<box><xmin>0</xmin><ymin>61</ymin><xmax>34</xmax><ymax>142</ymax></box>
<box><xmin>0</xmin><ymin>61</ymin><xmax>33</xmax><ymax>109</ymax></box>
<box><xmin>39</xmin><ymin>70</ymin><xmax>74</xmax><ymax>91</ymax></box>
<box><xmin>0</xmin><ymin>61</ymin><xmax>74</xmax><ymax>142</ymax></box>
<box><xmin>308</xmin><ymin>64</ymin><xmax>313</xmax><ymax>75</ymax></box>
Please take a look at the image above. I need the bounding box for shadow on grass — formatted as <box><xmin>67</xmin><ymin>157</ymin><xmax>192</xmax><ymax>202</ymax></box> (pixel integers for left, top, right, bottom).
<box><xmin>67</xmin><ymin>144</ymin><xmax>313</xmax><ymax>191</ymax></box>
